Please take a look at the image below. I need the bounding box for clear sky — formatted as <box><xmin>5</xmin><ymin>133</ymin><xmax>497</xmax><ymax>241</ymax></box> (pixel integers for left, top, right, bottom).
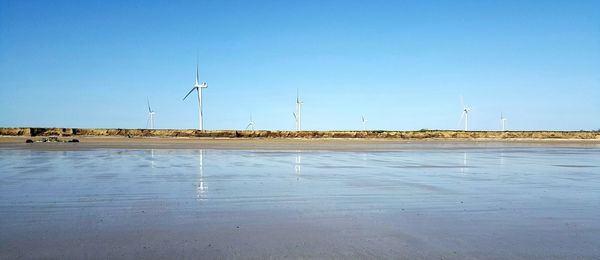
<box><xmin>1</xmin><ymin>0</ymin><xmax>598</xmax><ymax>131</ymax></box>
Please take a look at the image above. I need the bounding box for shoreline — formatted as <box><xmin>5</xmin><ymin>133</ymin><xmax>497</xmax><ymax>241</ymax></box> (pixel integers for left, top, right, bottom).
<box><xmin>2</xmin><ymin>136</ymin><xmax>599</xmax><ymax>150</ymax></box>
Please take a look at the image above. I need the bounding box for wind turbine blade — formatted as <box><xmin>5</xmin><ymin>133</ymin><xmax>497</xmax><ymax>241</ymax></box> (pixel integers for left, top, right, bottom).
<box><xmin>183</xmin><ymin>88</ymin><xmax>196</xmax><ymax>100</ymax></box>
<box><xmin>293</xmin><ymin>112</ymin><xmax>297</xmax><ymax>120</ymax></box>
<box><xmin>195</xmin><ymin>53</ymin><xmax>200</xmax><ymax>84</ymax></box>
<box><xmin>147</xmin><ymin>97</ymin><xmax>151</xmax><ymax>112</ymax></box>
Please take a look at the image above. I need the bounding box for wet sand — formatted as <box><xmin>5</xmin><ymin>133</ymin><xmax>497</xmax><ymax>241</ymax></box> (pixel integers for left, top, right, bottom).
<box><xmin>1</xmin><ymin>138</ymin><xmax>600</xmax><ymax>259</ymax></box>
<box><xmin>1</xmin><ymin>136</ymin><xmax>600</xmax><ymax>150</ymax></box>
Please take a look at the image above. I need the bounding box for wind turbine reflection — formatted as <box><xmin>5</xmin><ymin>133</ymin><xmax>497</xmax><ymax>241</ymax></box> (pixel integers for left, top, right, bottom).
<box><xmin>461</xmin><ymin>152</ymin><xmax>469</xmax><ymax>173</ymax></box>
<box><xmin>295</xmin><ymin>151</ymin><xmax>301</xmax><ymax>176</ymax></box>
<box><xmin>197</xmin><ymin>149</ymin><xmax>207</xmax><ymax>200</ymax></box>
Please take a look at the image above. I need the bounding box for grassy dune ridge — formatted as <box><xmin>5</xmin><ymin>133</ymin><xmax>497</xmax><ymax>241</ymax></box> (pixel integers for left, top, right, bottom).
<box><xmin>1</xmin><ymin>128</ymin><xmax>599</xmax><ymax>139</ymax></box>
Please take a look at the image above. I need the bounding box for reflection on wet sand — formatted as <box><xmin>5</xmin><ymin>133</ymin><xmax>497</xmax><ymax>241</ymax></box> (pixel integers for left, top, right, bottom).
<box><xmin>1</xmin><ymin>146</ymin><xmax>599</xmax><ymax>259</ymax></box>
<box><xmin>294</xmin><ymin>151</ymin><xmax>301</xmax><ymax>175</ymax></box>
<box><xmin>197</xmin><ymin>149</ymin><xmax>207</xmax><ymax>200</ymax></box>
<box><xmin>461</xmin><ymin>152</ymin><xmax>468</xmax><ymax>173</ymax></box>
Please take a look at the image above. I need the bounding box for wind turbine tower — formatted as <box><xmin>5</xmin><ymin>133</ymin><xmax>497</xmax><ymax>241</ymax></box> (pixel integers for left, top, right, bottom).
<box><xmin>293</xmin><ymin>90</ymin><xmax>303</xmax><ymax>131</ymax></box>
<box><xmin>459</xmin><ymin>96</ymin><xmax>472</xmax><ymax>131</ymax></box>
<box><xmin>501</xmin><ymin>113</ymin><xmax>507</xmax><ymax>131</ymax></box>
<box><xmin>183</xmin><ymin>60</ymin><xmax>208</xmax><ymax>130</ymax></box>
<box><xmin>147</xmin><ymin>98</ymin><xmax>156</xmax><ymax>129</ymax></box>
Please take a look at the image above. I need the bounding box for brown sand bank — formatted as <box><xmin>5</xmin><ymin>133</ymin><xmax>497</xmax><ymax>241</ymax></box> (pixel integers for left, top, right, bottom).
<box><xmin>1</xmin><ymin>127</ymin><xmax>599</xmax><ymax>139</ymax></box>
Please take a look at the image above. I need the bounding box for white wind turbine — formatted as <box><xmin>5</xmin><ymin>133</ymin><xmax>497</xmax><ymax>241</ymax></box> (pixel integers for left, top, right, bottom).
<box><xmin>293</xmin><ymin>90</ymin><xmax>303</xmax><ymax>131</ymax></box>
<box><xmin>146</xmin><ymin>97</ymin><xmax>156</xmax><ymax>129</ymax></box>
<box><xmin>500</xmin><ymin>113</ymin><xmax>507</xmax><ymax>131</ymax></box>
<box><xmin>459</xmin><ymin>96</ymin><xmax>472</xmax><ymax>131</ymax></box>
<box><xmin>246</xmin><ymin>114</ymin><xmax>255</xmax><ymax>130</ymax></box>
<box><xmin>183</xmin><ymin>60</ymin><xmax>208</xmax><ymax>130</ymax></box>
<box><xmin>361</xmin><ymin>115</ymin><xmax>368</xmax><ymax>131</ymax></box>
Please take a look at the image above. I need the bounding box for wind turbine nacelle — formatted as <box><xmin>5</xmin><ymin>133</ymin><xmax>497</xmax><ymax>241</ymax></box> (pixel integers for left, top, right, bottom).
<box><xmin>201</xmin><ymin>83</ymin><xmax>208</xmax><ymax>88</ymax></box>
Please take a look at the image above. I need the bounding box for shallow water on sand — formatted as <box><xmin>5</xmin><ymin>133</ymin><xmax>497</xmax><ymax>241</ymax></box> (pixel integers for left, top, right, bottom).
<box><xmin>1</xmin><ymin>146</ymin><xmax>600</xmax><ymax>259</ymax></box>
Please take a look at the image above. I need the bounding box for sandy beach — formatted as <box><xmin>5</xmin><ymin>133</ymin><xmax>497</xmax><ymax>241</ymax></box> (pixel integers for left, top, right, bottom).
<box><xmin>1</xmin><ymin>136</ymin><xmax>600</xmax><ymax>259</ymax></box>
<box><xmin>2</xmin><ymin>136</ymin><xmax>600</xmax><ymax>150</ymax></box>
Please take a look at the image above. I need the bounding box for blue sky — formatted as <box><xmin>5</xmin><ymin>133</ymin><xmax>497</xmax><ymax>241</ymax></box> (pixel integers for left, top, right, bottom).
<box><xmin>1</xmin><ymin>0</ymin><xmax>598</xmax><ymax>130</ymax></box>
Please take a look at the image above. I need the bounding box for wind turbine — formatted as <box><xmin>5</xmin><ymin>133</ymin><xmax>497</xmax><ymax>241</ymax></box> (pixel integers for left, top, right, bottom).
<box><xmin>459</xmin><ymin>96</ymin><xmax>472</xmax><ymax>131</ymax></box>
<box><xmin>183</xmin><ymin>59</ymin><xmax>208</xmax><ymax>130</ymax></box>
<box><xmin>361</xmin><ymin>115</ymin><xmax>368</xmax><ymax>131</ymax></box>
<box><xmin>146</xmin><ymin>97</ymin><xmax>156</xmax><ymax>129</ymax></box>
<box><xmin>246</xmin><ymin>114</ymin><xmax>255</xmax><ymax>130</ymax></box>
<box><xmin>294</xmin><ymin>90</ymin><xmax>303</xmax><ymax>131</ymax></box>
<box><xmin>500</xmin><ymin>113</ymin><xmax>507</xmax><ymax>131</ymax></box>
